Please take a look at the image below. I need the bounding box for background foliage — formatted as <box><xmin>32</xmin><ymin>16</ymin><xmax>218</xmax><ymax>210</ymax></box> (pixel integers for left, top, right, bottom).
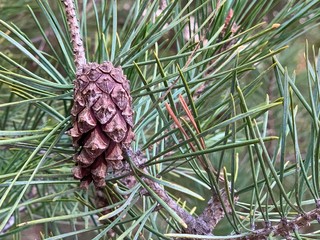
<box><xmin>1</xmin><ymin>0</ymin><xmax>320</xmax><ymax>239</ymax></box>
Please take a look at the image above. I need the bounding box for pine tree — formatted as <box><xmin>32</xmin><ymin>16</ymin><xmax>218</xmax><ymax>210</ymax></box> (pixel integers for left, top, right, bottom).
<box><xmin>1</xmin><ymin>0</ymin><xmax>320</xmax><ymax>239</ymax></box>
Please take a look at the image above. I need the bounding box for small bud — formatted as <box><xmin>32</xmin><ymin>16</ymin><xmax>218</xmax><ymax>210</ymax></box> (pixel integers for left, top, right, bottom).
<box><xmin>272</xmin><ymin>23</ymin><xmax>281</xmax><ymax>29</ymax></box>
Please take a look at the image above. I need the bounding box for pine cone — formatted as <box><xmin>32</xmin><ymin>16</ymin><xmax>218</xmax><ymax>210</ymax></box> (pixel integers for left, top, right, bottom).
<box><xmin>69</xmin><ymin>62</ymin><xmax>134</xmax><ymax>188</ymax></box>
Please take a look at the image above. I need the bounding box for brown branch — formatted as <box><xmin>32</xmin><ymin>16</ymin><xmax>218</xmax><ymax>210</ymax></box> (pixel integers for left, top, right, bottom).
<box><xmin>123</xmin><ymin>146</ymin><xmax>235</xmax><ymax>235</ymax></box>
<box><xmin>62</xmin><ymin>0</ymin><xmax>86</xmax><ymax>69</ymax></box>
<box><xmin>240</xmin><ymin>205</ymin><xmax>320</xmax><ymax>239</ymax></box>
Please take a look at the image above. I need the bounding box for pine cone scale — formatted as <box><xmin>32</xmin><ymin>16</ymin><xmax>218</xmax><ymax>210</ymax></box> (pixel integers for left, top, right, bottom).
<box><xmin>69</xmin><ymin>62</ymin><xmax>134</xmax><ymax>188</ymax></box>
<box><xmin>92</xmin><ymin>96</ymin><xmax>116</xmax><ymax>124</ymax></box>
<box><xmin>77</xmin><ymin>108</ymin><xmax>97</xmax><ymax>133</ymax></box>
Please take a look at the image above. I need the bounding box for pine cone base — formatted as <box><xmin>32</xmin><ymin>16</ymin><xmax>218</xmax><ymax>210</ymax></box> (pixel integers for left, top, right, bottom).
<box><xmin>69</xmin><ymin>62</ymin><xmax>134</xmax><ymax>188</ymax></box>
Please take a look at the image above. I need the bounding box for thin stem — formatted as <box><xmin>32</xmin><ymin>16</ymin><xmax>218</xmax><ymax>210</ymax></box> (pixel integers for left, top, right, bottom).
<box><xmin>62</xmin><ymin>0</ymin><xmax>86</xmax><ymax>69</ymax></box>
<box><xmin>241</xmin><ymin>201</ymin><xmax>320</xmax><ymax>239</ymax></box>
<box><xmin>123</xmin><ymin>146</ymin><xmax>235</xmax><ymax>235</ymax></box>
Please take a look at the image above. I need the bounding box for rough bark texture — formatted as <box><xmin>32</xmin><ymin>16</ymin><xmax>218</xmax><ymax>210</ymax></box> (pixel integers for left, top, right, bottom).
<box><xmin>69</xmin><ymin>62</ymin><xmax>134</xmax><ymax>188</ymax></box>
<box><xmin>238</xmin><ymin>204</ymin><xmax>320</xmax><ymax>240</ymax></box>
<box><xmin>123</xmin><ymin>147</ymin><xmax>235</xmax><ymax>236</ymax></box>
<box><xmin>62</xmin><ymin>0</ymin><xmax>86</xmax><ymax>68</ymax></box>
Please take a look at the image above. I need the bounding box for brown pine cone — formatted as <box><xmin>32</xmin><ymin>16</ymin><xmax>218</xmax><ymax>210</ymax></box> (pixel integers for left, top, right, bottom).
<box><xmin>69</xmin><ymin>62</ymin><xmax>134</xmax><ymax>188</ymax></box>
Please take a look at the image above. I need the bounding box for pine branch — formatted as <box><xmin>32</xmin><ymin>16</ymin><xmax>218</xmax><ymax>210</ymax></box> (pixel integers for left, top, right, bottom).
<box><xmin>61</xmin><ymin>1</ymin><xmax>319</xmax><ymax>238</ymax></box>
<box><xmin>62</xmin><ymin>0</ymin><xmax>86</xmax><ymax>68</ymax></box>
<box><xmin>241</xmin><ymin>202</ymin><xmax>320</xmax><ymax>239</ymax></box>
<box><xmin>123</xmin><ymin>146</ymin><xmax>235</xmax><ymax>235</ymax></box>
<box><xmin>62</xmin><ymin>0</ymin><xmax>236</xmax><ymax>234</ymax></box>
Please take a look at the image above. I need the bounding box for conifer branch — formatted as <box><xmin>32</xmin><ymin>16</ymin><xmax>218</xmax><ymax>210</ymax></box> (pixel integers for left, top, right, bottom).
<box><xmin>241</xmin><ymin>204</ymin><xmax>320</xmax><ymax>239</ymax></box>
<box><xmin>62</xmin><ymin>0</ymin><xmax>86</xmax><ymax>68</ymax></box>
<box><xmin>123</xmin><ymin>146</ymin><xmax>235</xmax><ymax>235</ymax></box>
